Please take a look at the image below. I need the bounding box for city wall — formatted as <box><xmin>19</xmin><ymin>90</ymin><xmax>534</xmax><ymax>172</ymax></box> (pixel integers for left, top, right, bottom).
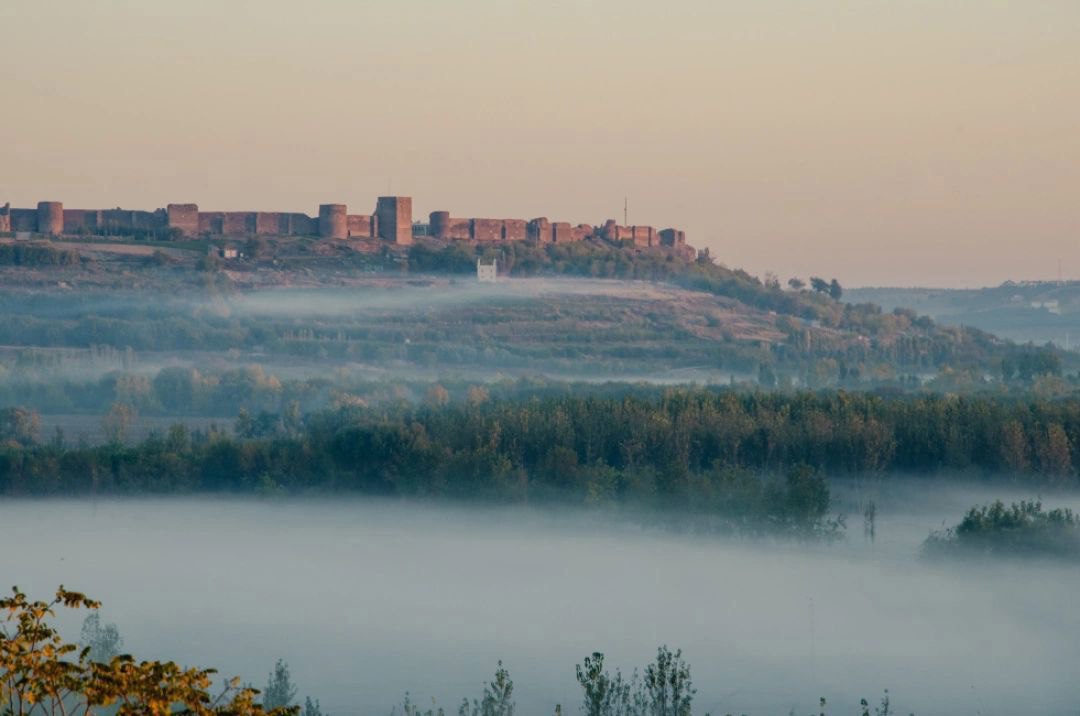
<box><xmin>1</xmin><ymin>196</ymin><xmax>689</xmax><ymax>252</ymax></box>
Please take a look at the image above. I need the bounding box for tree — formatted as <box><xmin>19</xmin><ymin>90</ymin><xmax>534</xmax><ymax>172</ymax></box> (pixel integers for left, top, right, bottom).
<box><xmin>102</xmin><ymin>402</ymin><xmax>137</xmax><ymax>444</ymax></box>
<box><xmin>1</xmin><ymin>586</ymin><xmax>297</xmax><ymax>716</ymax></box>
<box><xmin>79</xmin><ymin>612</ymin><xmax>124</xmax><ymax>663</ymax></box>
<box><xmin>828</xmin><ymin>278</ymin><xmax>843</xmax><ymax>300</ymax></box>
<box><xmin>425</xmin><ymin>384</ymin><xmax>450</xmax><ymax>408</ymax></box>
<box><xmin>263</xmin><ymin>659</ymin><xmax>298</xmax><ymax>710</ymax></box>
<box><xmin>575</xmin><ymin>652</ymin><xmax>641</xmax><ymax>716</ymax></box>
<box><xmin>0</xmin><ymin>407</ymin><xmax>40</xmax><ymax>445</ymax></box>
<box><xmin>787</xmin><ymin>277</ymin><xmax>805</xmax><ymax>291</ymax></box>
<box><xmin>642</xmin><ymin>646</ymin><xmax>694</xmax><ymax>716</ymax></box>
<box><xmin>303</xmin><ymin>696</ymin><xmax>326</xmax><ymax>716</ymax></box>
<box><xmin>809</xmin><ymin>277</ymin><xmax>830</xmax><ymax>294</ymax></box>
<box><xmin>457</xmin><ymin>662</ymin><xmax>514</xmax><ymax>716</ymax></box>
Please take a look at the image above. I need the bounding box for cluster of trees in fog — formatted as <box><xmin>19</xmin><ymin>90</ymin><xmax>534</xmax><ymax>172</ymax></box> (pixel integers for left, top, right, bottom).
<box><xmin>923</xmin><ymin>500</ymin><xmax>1080</xmax><ymax>561</ymax></box>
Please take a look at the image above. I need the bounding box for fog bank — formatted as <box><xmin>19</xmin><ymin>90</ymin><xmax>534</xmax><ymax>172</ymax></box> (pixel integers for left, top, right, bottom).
<box><xmin>2</xmin><ymin>494</ymin><xmax>1077</xmax><ymax>715</ymax></box>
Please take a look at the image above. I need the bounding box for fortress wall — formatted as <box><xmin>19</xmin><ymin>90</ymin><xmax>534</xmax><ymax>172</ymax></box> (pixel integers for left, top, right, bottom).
<box><xmin>470</xmin><ymin>218</ymin><xmax>504</xmax><ymax>242</ymax></box>
<box><xmin>551</xmin><ymin>222</ymin><xmax>573</xmax><ymax>243</ymax></box>
<box><xmin>198</xmin><ymin>212</ymin><xmax>218</xmax><ymax>233</ymax></box>
<box><xmin>167</xmin><ymin>204</ymin><xmax>200</xmax><ymax>237</ymax></box>
<box><xmin>62</xmin><ymin>209</ymin><xmax>99</xmax><ymax>233</ymax></box>
<box><xmin>134</xmin><ymin>210</ymin><xmax>167</xmax><ymax>231</ymax></box>
<box><xmin>444</xmin><ymin>218</ymin><xmax>471</xmax><ymax>239</ymax></box>
<box><xmin>527</xmin><ymin>218</ymin><xmax>551</xmax><ymax>243</ymax></box>
<box><xmin>287</xmin><ymin>213</ymin><xmax>318</xmax><ymax>236</ymax></box>
<box><xmin>503</xmin><ymin>219</ymin><xmax>527</xmax><ymax>241</ymax></box>
<box><xmin>221</xmin><ymin>212</ymin><xmax>252</xmax><ymax>236</ymax></box>
<box><xmin>632</xmin><ymin>226</ymin><xmax>656</xmax><ymax>247</ymax></box>
<box><xmin>254</xmin><ymin>212</ymin><xmax>283</xmax><ymax>235</ymax></box>
<box><xmin>347</xmin><ymin>214</ymin><xmax>374</xmax><ymax>238</ymax></box>
<box><xmin>100</xmin><ymin>209</ymin><xmax>136</xmax><ymax>232</ymax></box>
<box><xmin>572</xmin><ymin>224</ymin><xmax>594</xmax><ymax>242</ymax></box>
<box><xmin>659</xmin><ymin>228</ymin><xmax>685</xmax><ymax>247</ymax></box>
<box><xmin>10</xmin><ymin>209</ymin><xmax>38</xmax><ymax>232</ymax></box>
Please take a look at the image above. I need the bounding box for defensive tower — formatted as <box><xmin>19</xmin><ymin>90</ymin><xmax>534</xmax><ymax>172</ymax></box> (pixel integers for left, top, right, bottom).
<box><xmin>318</xmin><ymin>204</ymin><xmax>348</xmax><ymax>239</ymax></box>
<box><xmin>375</xmin><ymin>196</ymin><xmax>412</xmax><ymax>244</ymax></box>
<box><xmin>37</xmin><ymin>201</ymin><xmax>63</xmax><ymax>235</ymax></box>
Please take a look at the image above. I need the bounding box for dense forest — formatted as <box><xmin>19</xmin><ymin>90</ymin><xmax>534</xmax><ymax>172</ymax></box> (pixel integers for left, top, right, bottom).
<box><xmin>4</xmin><ymin>390</ymin><xmax>1080</xmax><ymax>509</ymax></box>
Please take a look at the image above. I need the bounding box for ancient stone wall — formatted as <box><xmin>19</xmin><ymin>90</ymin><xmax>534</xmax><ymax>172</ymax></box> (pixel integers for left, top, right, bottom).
<box><xmin>347</xmin><ymin>214</ymin><xmax>374</xmax><ymax>238</ymax></box>
<box><xmin>253</xmin><ymin>212</ymin><xmax>283</xmax><ymax>235</ymax></box>
<box><xmin>167</xmin><ymin>204</ymin><xmax>200</xmax><ymax>236</ymax></box>
<box><xmin>503</xmin><ymin>219</ymin><xmax>527</xmax><ymax>241</ymax></box>
<box><xmin>572</xmin><ymin>224</ymin><xmax>594</xmax><ymax>242</ymax></box>
<box><xmin>470</xmin><ymin>218</ymin><xmax>504</xmax><ymax>242</ymax></box>
<box><xmin>552</xmin><ymin>222</ymin><xmax>573</xmax><ymax>243</ymax></box>
<box><xmin>527</xmin><ymin>218</ymin><xmax>551</xmax><ymax>243</ymax></box>
<box><xmin>286</xmin><ymin>213</ymin><xmax>318</xmax><ymax>236</ymax></box>
<box><xmin>9</xmin><ymin>209</ymin><xmax>37</xmax><ymax>232</ymax></box>
<box><xmin>0</xmin><ymin>197</ymin><xmax>688</xmax><ymax>250</ymax></box>
<box><xmin>221</xmin><ymin>212</ymin><xmax>253</xmax><ymax>236</ymax></box>
<box><xmin>62</xmin><ymin>209</ymin><xmax>98</xmax><ymax>233</ymax></box>
<box><xmin>659</xmin><ymin>228</ymin><xmax>685</xmax><ymax>247</ymax></box>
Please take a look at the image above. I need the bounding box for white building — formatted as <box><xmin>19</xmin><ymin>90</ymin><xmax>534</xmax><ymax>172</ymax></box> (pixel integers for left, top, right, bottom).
<box><xmin>477</xmin><ymin>258</ymin><xmax>497</xmax><ymax>282</ymax></box>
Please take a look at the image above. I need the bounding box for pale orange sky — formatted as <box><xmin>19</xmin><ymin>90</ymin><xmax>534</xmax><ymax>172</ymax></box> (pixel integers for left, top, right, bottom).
<box><xmin>2</xmin><ymin>0</ymin><xmax>1078</xmax><ymax>287</ymax></box>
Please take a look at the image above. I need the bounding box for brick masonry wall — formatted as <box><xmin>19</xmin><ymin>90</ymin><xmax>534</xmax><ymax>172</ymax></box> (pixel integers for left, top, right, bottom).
<box><xmin>347</xmin><ymin>214</ymin><xmax>374</xmax><ymax>238</ymax></box>
<box><xmin>167</xmin><ymin>204</ymin><xmax>200</xmax><ymax>236</ymax></box>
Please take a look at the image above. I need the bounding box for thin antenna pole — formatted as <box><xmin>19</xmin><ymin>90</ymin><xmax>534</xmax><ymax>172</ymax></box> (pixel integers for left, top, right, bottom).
<box><xmin>624</xmin><ymin>196</ymin><xmax>628</xmax><ymax>226</ymax></box>
<box><xmin>809</xmin><ymin>596</ymin><xmax>816</xmax><ymax>691</ymax></box>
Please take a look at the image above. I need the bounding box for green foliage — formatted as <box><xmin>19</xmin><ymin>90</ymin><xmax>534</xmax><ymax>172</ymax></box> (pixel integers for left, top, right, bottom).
<box><xmin>923</xmin><ymin>500</ymin><xmax>1080</xmax><ymax>561</ymax></box>
<box><xmin>0</xmin><ymin>243</ymin><xmax>81</xmax><ymax>267</ymax></box>
<box><xmin>457</xmin><ymin>662</ymin><xmax>514</xmax><ymax>716</ymax></box>
<box><xmin>0</xmin><ymin>586</ymin><xmax>298</xmax><ymax>716</ymax></box>
<box><xmin>0</xmin><ymin>407</ymin><xmax>40</xmax><ymax>445</ymax></box>
<box><xmin>79</xmin><ymin>612</ymin><xmax>124</xmax><ymax>663</ymax></box>
<box><xmin>263</xmin><ymin>659</ymin><xmax>298</xmax><ymax>710</ymax></box>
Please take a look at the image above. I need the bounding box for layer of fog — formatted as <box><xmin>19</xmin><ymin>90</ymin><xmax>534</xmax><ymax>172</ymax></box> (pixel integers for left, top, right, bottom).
<box><xmin>2</xmin><ymin>279</ymin><xmax>743</xmax><ymax>388</ymax></box>
<box><xmin>227</xmin><ymin>278</ymin><xmax>688</xmax><ymax>317</ymax></box>
<box><xmin>3</xmin><ymin>484</ymin><xmax>1079</xmax><ymax>715</ymax></box>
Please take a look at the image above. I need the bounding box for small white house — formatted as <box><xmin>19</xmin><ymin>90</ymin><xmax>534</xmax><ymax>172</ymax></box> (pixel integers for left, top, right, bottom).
<box><xmin>477</xmin><ymin>258</ymin><xmax>497</xmax><ymax>282</ymax></box>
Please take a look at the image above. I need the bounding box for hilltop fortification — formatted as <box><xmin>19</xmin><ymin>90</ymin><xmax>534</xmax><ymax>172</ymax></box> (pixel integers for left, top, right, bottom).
<box><xmin>0</xmin><ymin>197</ymin><xmax>690</xmax><ymax>254</ymax></box>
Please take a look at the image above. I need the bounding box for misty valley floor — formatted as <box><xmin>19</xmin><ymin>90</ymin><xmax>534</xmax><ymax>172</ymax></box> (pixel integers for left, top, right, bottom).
<box><xmin>3</xmin><ymin>493</ymin><xmax>1078</xmax><ymax>716</ymax></box>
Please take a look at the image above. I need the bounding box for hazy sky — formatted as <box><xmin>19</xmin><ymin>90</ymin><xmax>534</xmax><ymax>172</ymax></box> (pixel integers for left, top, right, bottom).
<box><xmin>2</xmin><ymin>0</ymin><xmax>1078</xmax><ymax>287</ymax></box>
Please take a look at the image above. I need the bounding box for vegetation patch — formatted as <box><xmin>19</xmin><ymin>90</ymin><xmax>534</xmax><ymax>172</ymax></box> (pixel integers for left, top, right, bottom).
<box><xmin>922</xmin><ymin>500</ymin><xmax>1080</xmax><ymax>561</ymax></box>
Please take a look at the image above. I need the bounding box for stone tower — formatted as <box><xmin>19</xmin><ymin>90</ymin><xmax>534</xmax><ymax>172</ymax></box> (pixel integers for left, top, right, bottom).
<box><xmin>318</xmin><ymin>204</ymin><xmax>348</xmax><ymax>239</ymax></box>
<box><xmin>375</xmin><ymin>196</ymin><xmax>412</xmax><ymax>244</ymax></box>
<box><xmin>429</xmin><ymin>211</ymin><xmax>450</xmax><ymax>240</ymax></box>
<box><xmin>37</xmin><ymin>201</ymin><xmax>63</xmax><ymax>235</ymax></box>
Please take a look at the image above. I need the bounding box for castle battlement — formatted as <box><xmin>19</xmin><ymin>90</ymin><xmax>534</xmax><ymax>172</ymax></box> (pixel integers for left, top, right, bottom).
<box><xmin>0</xmin><ymin>197</ymin><xmax>689</xmax><ymax>252</ymax></box>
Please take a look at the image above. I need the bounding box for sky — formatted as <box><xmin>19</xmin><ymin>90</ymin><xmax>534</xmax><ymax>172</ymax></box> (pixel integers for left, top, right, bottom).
<box><xmin>1</xmin><ymin>0</ymin><xmax>1078</xmax><ymax>287</ymax></box>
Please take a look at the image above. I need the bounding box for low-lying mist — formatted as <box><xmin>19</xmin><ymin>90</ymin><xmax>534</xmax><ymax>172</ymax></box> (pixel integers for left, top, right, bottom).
<box><xmin>2</xmin><ymin>487</ymin><xmax>1077</xmax><ymax>715</ymax></box>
